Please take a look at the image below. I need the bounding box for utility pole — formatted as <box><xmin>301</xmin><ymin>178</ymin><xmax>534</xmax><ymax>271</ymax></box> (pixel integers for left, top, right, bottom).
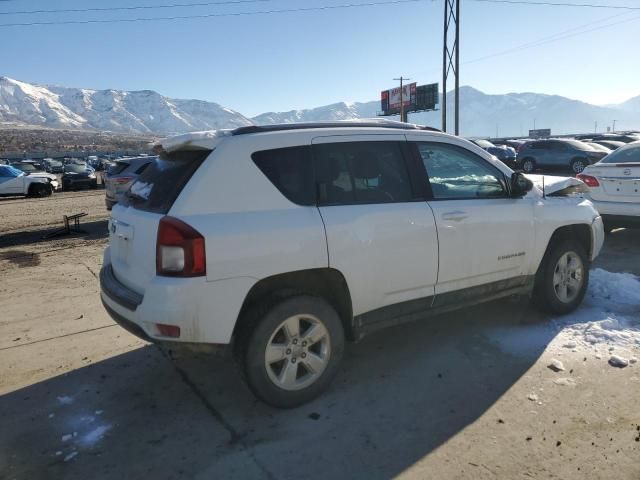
<box><xmin>594</xmin><ymin>121</ymin><xmax>597</xmax><ymax>133</ymax></box>
<box><xmin>533</xmin><ymin>118</ymin><xmax>536</xmax><ymax>131</ymax></box>
<box><xmin>442</xmin><ymin>0</ymin><xmax>460</xmax><ymax>134</ymax></box>
<box><xmin>394</xmin><ymin>76</ymin><xmax>410</xmax><ymax>123</ymax></box>
<box><xmin>612</xmin><ymin>119</ymin><xmax>617</xmax><ymax>132</ymax></box>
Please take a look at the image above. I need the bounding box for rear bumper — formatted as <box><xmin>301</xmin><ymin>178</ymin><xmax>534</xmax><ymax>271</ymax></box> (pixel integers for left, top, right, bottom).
<box><xmin>99</xmin><ymin>254</ymin><xmax>254</xmax><ymax>345</ymax></box>
<box><xmin>589</xmin><ymin>199</ymin><xmax>640</xmax><ymax>218</ymax></box>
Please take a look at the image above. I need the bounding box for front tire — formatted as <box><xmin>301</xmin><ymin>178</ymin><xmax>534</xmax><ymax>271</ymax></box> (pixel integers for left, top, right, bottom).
<box><xmin>521</xmin><ymin>158</ymin><xmax>536</xmax><ymax>173</ymax></box>
<box><xmin>532</xmin><ymin>240</ymin><xmax>589</xmax><ymax>315</ymax></box>
<box><xmin>237</xmin><ymin>295</ymin><xmax>345</xmax><ymax>408</ymax></box>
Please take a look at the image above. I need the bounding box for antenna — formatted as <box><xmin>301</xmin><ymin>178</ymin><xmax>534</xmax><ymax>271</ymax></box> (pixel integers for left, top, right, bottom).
<box><xmin>542</xmin><ymin>175</ymin><xmax>546</xmax><ymax>199</ymax></box>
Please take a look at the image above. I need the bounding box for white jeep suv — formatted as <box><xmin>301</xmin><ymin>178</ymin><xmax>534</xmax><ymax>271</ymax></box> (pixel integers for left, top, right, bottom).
<box><xmin>100</xmin><ymin>121</ymin><xmax>604</xmax><ymax>407</ymax></box>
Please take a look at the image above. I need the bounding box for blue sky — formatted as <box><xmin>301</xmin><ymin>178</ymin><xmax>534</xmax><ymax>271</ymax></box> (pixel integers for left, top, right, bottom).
<box><xmin>1</xmin><ymin>0</ymin><xmax>639</xmax><ymax>116</ymax></box>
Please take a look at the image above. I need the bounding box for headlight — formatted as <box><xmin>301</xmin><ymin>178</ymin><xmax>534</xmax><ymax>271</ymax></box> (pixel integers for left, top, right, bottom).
<box><xmin>88</xmin><ymin>173</ymin><xmax>96</xmax><ymax>179</ymax></box>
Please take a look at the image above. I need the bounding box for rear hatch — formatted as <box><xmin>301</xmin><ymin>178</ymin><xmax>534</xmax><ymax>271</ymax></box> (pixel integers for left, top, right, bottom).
<box><xmin>108</xmin><ymin>150</ymin><xmax>210</xmax><ymax>294</ymax></box>
<box><xmin>586</xmin><ymin>163</ymin><xmax>640</xmax><ymax>203</ymax></box>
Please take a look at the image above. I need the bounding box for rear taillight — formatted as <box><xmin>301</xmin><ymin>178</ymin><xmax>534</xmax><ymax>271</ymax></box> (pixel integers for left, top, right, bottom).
<box><xmin>576</xmin><ymin>174</ymin><xmax>600</xmax><ymax>187</ymax></box>
<box><xmin>114</xmin><ymin>176</ymin><xmax>134</xmax><ymax>184</ymax></box>
<box><xmin>156</xmin><ymin>216</ymin><xmax>206</xmax><ymax>277</ymax></box>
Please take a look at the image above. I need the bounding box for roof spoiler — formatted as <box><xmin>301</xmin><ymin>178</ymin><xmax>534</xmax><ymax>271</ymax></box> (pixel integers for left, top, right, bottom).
<box><xmin>152</xmin><ymin>129</ymin><xmax>233</xmax><ymax>155</ymax></box>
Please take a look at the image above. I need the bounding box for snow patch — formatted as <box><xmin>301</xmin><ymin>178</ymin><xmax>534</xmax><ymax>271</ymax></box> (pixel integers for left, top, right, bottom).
<box><xmin>486</xmin><ymin>269</ymin><xmax>640</xmax><ymax>360</ymax></box>
<box><xmin>79</xmin><ymin>425</ymin><xmax>111</xmax><ymax>447</ymax></box>
<box><xmin>57</xmin><ymin>396</ymin><xmax>73</xmax><ymax>405</ymax></box>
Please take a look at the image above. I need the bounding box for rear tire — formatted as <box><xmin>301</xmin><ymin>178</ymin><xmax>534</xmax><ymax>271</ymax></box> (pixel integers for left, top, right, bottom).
<box><xmin>532</xmin><ymin>240</ymin><xmax>589</xmax><ymax>315</ymax></box>
<box><xmin>236</xmin><ymin>295</ymin><xmax>345</xmax><ymax>408</ymax></box>
<box><xmin>570</xmin><ymin>158</ymin><xmax>588</xmax><ymax>174</ymax></box>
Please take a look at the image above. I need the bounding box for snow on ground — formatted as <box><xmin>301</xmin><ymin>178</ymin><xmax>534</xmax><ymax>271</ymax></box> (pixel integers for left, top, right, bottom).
<box><xmin>487</xmin><ymin>269</ymin><xmax>640</xmax><ymax>363</ymax></box>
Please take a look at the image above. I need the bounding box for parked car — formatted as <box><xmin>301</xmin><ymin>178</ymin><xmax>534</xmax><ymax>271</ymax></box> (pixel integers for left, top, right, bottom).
<box><xmin>577</xmin><ymin>142</ymin><xmax>640</xmax><ymax>232</ymax></box>
<box><xmin>517</xmin><ymin>139</ymin><xmax>607</xmax><ymax>174</ymax></box>
<box><xmin>585</xmin><ymin>142</ymin><xmax>612</xmax><ymax>154</ymax></box>
<box><xmin>43</xmin><ymin>159</ymin><xmax>64</xmax><ymax>173</ymax></box>
<box><xmin>61</xmin><ymin>163</ymin><xmax>97</xmax><ymax>190</ymax></box>
<box><xmin>0</xmin><ymin>164</ymin><xmax>53</xmax><ymax>197</ymax></box>
<box><xmin>593</xmin><ymin>140</ymin><xmax>626</xmax><ymax>151</ymax></box>
<box><xmin>470</xmin><ymin>139</ymin><xmax>517</xmax><ymax>168</ymax></box>
<box><xmin>104</xmin><ymin>156</ymin><xmax>155</xmax><ymax>209</ymax></box>
<box><xmin>99</xmin><ymin>121</ymin><xmax>604</xmax><ymax>408</ymax></box>
<box><xmin>591</xmin><ymin>134</ymin><xmax>640</xmax><ymax>144</ymax></box>
<box><xmin>11</xmin><ymin>162</ymin><xmax>60</xmax><ymax>191</ymax></box>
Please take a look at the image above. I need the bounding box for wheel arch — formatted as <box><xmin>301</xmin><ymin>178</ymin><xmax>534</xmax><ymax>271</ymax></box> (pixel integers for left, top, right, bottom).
<box><xmin>234</xmin><ymin>268</ymin><xmax>355</xmax><ymax>341</ymax></box>
<box><xmin>536</xmin><ymin>224</ymin><xmax>592</xmax><ymax>273</ymax></box>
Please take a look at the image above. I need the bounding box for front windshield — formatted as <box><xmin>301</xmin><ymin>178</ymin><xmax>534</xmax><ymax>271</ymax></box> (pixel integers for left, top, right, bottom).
<box><xmin>600</xmin><ymin>144</ymin><xmax>640</xmax><ymax>164</ymax></box>
<box><xmin>64</xmin><ymin>164</ymin><xmax>89</xmax><ymax>173</ymax></box>
<box><xmin>14</xmin><ymin>164</ymin><xmax>36</xmax><ymax>172</ymax></box>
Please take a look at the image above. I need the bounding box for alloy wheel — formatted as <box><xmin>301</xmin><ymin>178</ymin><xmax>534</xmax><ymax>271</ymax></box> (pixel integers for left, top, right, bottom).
<box><xmin>264</xmin><ymin>314</ymin><xmax>331</xmax><ymax>391</ymax></box>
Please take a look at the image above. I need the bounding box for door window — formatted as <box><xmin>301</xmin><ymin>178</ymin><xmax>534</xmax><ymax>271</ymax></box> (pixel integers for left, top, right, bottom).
<box><xmin>416</xmin><ymin>143</ymin><xmax>506</xmax><ymax>199</ymax></box>
<box><xmin>314</xmin><ymin>142</ymin><xmax>413</xmax><ymax>205</ymax></box>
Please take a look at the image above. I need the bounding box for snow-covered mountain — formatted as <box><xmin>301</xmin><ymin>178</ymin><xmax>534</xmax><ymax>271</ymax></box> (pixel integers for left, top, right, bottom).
<box><xmin>0</xmin><ymin>76</ymin><xmax>252</xmax><ymax>134</ymax></box>
<box><xmin>1</xmin><ymin>76</ymin><xmax>639</xmax><ymax>137</ymax></box>
<box><xmin>253</xmin><ymin>87</ymin><xmax>640</xmax><ymax>137</ymax></box>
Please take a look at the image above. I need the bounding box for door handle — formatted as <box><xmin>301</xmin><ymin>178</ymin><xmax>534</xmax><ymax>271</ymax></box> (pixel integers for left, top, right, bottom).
<box><xmin>441</xmin><ymin>211</ymin><xmax>468</xmax><ymax>222</ymax></box>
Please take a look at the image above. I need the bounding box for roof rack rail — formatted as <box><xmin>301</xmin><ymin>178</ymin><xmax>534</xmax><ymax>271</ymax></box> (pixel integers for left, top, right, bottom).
<box><xmin>232</xmin><ymin>121</ymin><xmax>442</xmax><ymax>136</ymax></box>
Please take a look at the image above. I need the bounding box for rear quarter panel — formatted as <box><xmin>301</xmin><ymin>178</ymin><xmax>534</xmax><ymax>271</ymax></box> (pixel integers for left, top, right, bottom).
<box><xmin>170</xmin><ymin>134</ymin><xmax>329</xmax><ymax>283</ymax></box>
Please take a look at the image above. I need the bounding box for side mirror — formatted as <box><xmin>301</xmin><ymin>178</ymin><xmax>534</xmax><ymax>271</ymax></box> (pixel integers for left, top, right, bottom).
<box><xmin>510</xmin><ymin>172</ymin><xmax>533</xmax><ymax>197</ymax></box>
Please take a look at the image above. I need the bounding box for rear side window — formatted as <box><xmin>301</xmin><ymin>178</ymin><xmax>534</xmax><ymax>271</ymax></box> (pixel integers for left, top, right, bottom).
<box><xmin>121</xmin><ymin>150</ymin><xmax>209</xmax><ymax>214</ymax></box>
<box><xmin>313</xmin><ymin>141</ymin><xmax>413</xmax><ymax>206</ymax></box>
<box><xmin>252</xmin><ymin>146</ymin><xmax>314</xmax><ymax>206</ymax></box>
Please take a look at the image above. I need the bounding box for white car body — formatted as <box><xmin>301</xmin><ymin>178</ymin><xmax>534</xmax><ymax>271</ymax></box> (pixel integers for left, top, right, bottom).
<box><xmin>100</xmin><ymin>122</ymin><xmax>604</xmax><ymax>347</ymax></box>
<box><xmin>578</xmin><ymin>142</ymin><xmax>640</xmax><ymax>230</ymax></box>
<box><xmin>24</xmin><ymin>171</ymin><xmax>60</xmax><ymax>191</ymax></box>
<box><xmin>0</xmin><ymin>165</ymin><xmax>54</xmax><ymax>196</ymax></box>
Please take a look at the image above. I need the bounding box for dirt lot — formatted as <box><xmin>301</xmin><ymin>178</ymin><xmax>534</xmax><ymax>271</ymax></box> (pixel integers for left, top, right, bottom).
<box><xmin>1</xmin><ymin>192</ymin><xmax>639</xmax><ymax>480</ymax></box>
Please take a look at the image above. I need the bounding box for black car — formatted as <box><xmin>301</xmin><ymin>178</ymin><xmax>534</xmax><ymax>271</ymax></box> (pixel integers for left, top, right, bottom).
<box><xmin>61</xmin><ymin>164</ymin><xmax>98</xmax><ymax>190</ymax></box>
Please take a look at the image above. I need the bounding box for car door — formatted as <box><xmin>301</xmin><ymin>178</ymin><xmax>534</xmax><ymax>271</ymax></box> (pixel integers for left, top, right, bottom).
<box><xmin>0</xmin><ymin>166</ymin><xmax>24</xmax><ymax>194</ymax></box>
<box><xmin>406</xmin><ymin>138</ymin><xmax>535</xmax><ymax>301</ymax></box>
<box><xmin>312</xmin><ymin>135</ymin><xmax>439</xmax><ymax>318</ymax></box>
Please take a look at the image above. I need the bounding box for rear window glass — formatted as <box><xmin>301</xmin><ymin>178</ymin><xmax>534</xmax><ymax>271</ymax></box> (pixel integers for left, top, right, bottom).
<box><xmin>134</xmin><ymin>162</ymin><xmax>151</xmax><ymax>175</ymax></box>
<box><xmin>252</xmin><ymin>146</ymin><xmax>314</xmax><ymax>206</ymax></box>
<box><xmin>121</xmin><ymin>150</ymin><xmax>209</xmax><ymax>214</ymax></box>
<box><xmin>108</xmin><ymin>161</ymin><xmax>129</xmax><ymax>175</ymax></box>
<box><xmin>600</xmin><ymin>145</ymin><xmax>640</xmax><ymax>164</ymax></box>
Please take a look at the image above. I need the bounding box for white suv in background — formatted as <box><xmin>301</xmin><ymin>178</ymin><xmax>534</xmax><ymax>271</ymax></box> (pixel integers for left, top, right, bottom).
<box><xmin>100</xmin><ymin>121</ymin><xmax>604</xmax><ymax>407</ymax></box>
<box><xmin>577</xmin><ymin>141</ymin><xmax>640</xmax><ymax>232</ymax></box>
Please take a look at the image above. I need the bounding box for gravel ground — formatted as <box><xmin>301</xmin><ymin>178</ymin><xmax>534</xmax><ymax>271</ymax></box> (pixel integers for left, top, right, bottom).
<box><xmin>0</xmin><ymin>199</ymin><xmax>638</xmax><ymax>480</ymax></box>
<box><xmin>0</xmin><ymin>187</ymin><xmax>109</xmax><ymax>246</ymax></box>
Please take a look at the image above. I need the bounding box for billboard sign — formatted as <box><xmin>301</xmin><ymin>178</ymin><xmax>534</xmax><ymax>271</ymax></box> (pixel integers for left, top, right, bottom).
<box><xmin>389</xmin><ymin>83</ymin><xmax>416</xmax><ymax>110</ymax></box>
<box><xmin>380</xmin><ymin>82</ymin><xmax>438</xmax><ymax>116</ymax></box>
<box><xmin>529</xmin><ymin>128</ymin><xmax>551</xmax><ymax>139</ymax></box>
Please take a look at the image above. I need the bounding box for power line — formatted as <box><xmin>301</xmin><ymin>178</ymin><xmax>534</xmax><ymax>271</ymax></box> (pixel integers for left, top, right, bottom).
<box><xmin>0</xmin><ymin>0</ymin><xmax>427</xmax><ymax>27</ymax></box>
<box><xmin>0</xmin><ymin>0</ymin><xmax>275</xmax><ymax>16</ymax></box>
<box><xmin>464</xmin><ymin>13</ymin><xmax>640</xmax><ymax>64</ymax></box>
<box><xmin>470</xmin><ymin>0</ymin><xmax>640</xmax><ymax>10</ymax></box>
